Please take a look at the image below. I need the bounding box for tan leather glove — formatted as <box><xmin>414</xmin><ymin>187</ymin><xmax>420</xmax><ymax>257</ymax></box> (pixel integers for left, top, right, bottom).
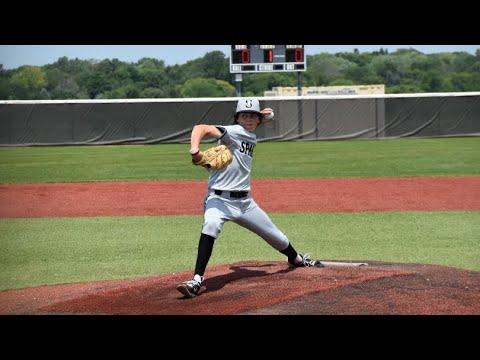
<box><xmin>192</xmin><ymin>145</ymin><xmax>233</xmax><ymax>170</ymax></box>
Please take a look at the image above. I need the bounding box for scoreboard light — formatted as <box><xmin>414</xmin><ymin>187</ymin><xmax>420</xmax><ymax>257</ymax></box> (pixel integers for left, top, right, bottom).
<box><xmin>286</xmin><ymin>47</ymin><xmax>304</xmax><ymax>62</ymax></box>
<box><xmin>260</xmin><ymin>45</ymin><xmax>275</xmax><ymax>49</ymax></box>
<box><xmin>232</xmin><ymin>49</ymin><xmax>251</xmax><ymax>64</ymax></box>
<box><xmin>295</xmin><ymin>48</ymin><xmax>304</xmax><ymax>62</ymax></box>
<box><xmin>264</xmin><ymin>49</ymin><xmax>273</xmax><ymax>63</ymax></box>
<box><xmin>234</xmin><ymin>45</ymin><xmax>248</xmax><ymax>50</ymax></box>
<box><xmin>241</xmin><ymin>49</ymin><xmax>250</xmax><ymax>63</ymax></box>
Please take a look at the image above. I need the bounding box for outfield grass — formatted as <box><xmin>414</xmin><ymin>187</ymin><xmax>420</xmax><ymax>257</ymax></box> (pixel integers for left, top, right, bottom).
<box><xmin>1</xmin><ymin>211</ymin><xmax>478</xmax><ymax>291</ymax></box>
<box><xmin>0</xmin><ymin>137</ymin><xmax>478</xmax><ymax>183</ymax></box>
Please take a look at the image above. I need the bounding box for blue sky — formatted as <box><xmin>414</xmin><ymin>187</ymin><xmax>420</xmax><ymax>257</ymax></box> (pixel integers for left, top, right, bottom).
<box><xmin>0</xmin><ymin>45</ymin><xmax>478</xmax><ymax>69</ymax></box>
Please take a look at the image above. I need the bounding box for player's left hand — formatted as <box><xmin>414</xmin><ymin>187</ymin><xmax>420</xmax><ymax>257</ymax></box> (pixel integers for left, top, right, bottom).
<box><xmin>260</xmin><ymin>108</ymin><xmax>274</xmax><ymax>122</ymax></box>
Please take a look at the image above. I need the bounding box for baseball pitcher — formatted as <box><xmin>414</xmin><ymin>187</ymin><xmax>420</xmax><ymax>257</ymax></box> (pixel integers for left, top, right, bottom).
<box><xmin>177</xmin><ymin>98</ymin><xmax>323</xmax><ymax>298</ymax></box>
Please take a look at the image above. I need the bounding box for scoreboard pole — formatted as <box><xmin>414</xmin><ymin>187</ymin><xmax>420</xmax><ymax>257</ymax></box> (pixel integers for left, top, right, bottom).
<box><xmin>297</xmin><ymin>71</ymin><xmax>303</xmax><ymax>138</ymax></box>
<box><xmin>297</xmin><ymin>71</ymin><xmax>302</xmax><ymax>96</ymax></box>
<box><xmin>235</xmin><ymin>74</ymin><xmax>243</xmax><ymax>97</ymax></box>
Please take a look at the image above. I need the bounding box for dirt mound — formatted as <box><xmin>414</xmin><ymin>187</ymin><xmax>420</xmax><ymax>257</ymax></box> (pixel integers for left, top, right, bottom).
<box><xmin>0</xmin><ymin>261</ymin><xmax>479</xmax><ymax>315</ymax></box>
<box><xmin>242</xmin><ymin>261</ymin><xmax>480</xmax><ymax>315</ymax></box>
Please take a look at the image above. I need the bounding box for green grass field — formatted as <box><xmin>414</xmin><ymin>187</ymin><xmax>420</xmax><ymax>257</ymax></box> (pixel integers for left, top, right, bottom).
<box><xmin>0</xmin><ymin>138</ymin><xmax>478</xmax><ymax>291</ymax></box>
<box><xmin>0</xmin><ymin>137</ymin><xmax>479</xmax><ymax>183</ymax></box>
<box><xmin>1</xmin><ymin>212</ymin><xmax>479</xmax><ymax>291</ymax></box>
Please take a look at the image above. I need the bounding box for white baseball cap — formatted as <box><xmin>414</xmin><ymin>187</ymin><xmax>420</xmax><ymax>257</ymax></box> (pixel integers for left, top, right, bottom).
<box><xmin>235</xmin><ymin>98</ymin><xmax>262</xmax><ymax>115</ymax></box>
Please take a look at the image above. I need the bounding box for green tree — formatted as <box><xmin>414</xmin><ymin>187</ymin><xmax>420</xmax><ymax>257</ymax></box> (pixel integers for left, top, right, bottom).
<box><xmin>448</xmin><ymin>72</ymin><xmax>480</xmax><ymax>91</ymax></box>
<box><xmin>82</xmin><ymin>71</ymin><xmax>112</xmax><ymax>98</ymax></box>
<box><xmin>344</xmin><ymin>64</ymin><xmax>383</xmax><ymax>84</ymax></box>
<box><xmin>9</xmin><ymin>66</ymin><xmax>47</xmax><ymax>99</ymax></box>
<box><xmin>0</xmin><ymin>65</ymin><xmax>11</xmax><ymax>99</ymax></box>
<box><xmin>387</xmin><ymin>82</ymin><xmax>425</xmax><ymax>94</ymax></box>
<box><xmin>200</xmin><ymin>51</ymin><xmax>230</xmax><ymax>81</ymax></box>
<box><xmin>420</xmin><ymin>71</ymin><xmax>445</xmax><ymax>92</ymax></box>
<box><xmin>45</xmin><ymin>68</ymin><xmax>66</xmax><ymax>91</ymax></box>
<box><xmin>180</xmin><ymin>51</ymin><xmax>230</xmax><ymax>84</ymax></box>
<box><xmin>135</xmin><ymin>58</ymin><xmax>167</xmax><ymax>88</ymax></box>
<box><xmin>370</xmin><ymin>56</ymin><xmax>404</xmax><ymax>86</ymax></box>
<box><xmin>243</xmin><ymin>72</ymin><xmax>296</xmax><ymax>96</ymax></box>
<box><xmin>451</xmin><ymin>52</ymin><xmax>477</xmax><ymax>72</ymax></box>
<box><xmin>51</xmin><ymin>77</ymin><xmax>83</xmax><ymax>99</ymax></box>
<box><xmin>38</xmin><ymin>88</ymin><xmax>51</xmax><ymax>99</ymax></box>
<box><xmin>140</xmin><ymin>87</ymin><xmax>167</xmax><ymax>98</ymax></box>
<box><xmin>305</xmin><ymin>54</ymin><xmax>356</xmax><ymax>85</ymax></box>
<box><xmin>327</xmin><ymin>78</ymin><xmax>356</xmax><ymax>86</ymax></box>
<box><xmin>179</xmin><ymin>77</ymin><xmax>235</xmax><ymax>97</ymax></box>
<box><xmin>98</xmin><ymin>82</ymin><xmax>145</xmax><ymax>99</ymax></box>
<box><xmin>114</xmin><ymin>63</ymin><xmax>141</xmax><ymax>82</ymax></box>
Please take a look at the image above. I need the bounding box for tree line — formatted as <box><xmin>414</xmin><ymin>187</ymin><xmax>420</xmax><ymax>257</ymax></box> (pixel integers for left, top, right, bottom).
<box><xmin>1</xmin><ymin>48</ymin><xmax>479</xmax><ymax>100</ymax></box>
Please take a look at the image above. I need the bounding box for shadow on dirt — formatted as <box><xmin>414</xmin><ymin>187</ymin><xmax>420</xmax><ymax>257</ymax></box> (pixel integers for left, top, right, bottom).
<box><xmin>202</xmin><ymin>263</ymin><xmax>295</xmax><ymax>295</ymax></box>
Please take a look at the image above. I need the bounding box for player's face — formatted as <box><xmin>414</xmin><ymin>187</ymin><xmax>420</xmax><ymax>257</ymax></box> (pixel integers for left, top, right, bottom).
<box><xmin>237</xmin><ymin>112</ymin><xmax>261</xmax><ymax>131</ymax></box>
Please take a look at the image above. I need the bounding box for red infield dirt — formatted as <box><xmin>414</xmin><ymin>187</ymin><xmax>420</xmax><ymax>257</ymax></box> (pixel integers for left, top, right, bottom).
<box><xmin>0</xmin><ymin>261</ymin><xmax>479</xmax><ymax>315</ymax></box>
<box><xmin>1</xmin><ymin>176</ymin><xmax>479</xmax><ymax>218</ymax></box>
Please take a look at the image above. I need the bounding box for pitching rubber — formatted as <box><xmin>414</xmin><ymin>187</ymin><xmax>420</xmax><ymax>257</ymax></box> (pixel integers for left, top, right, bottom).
<box><xmin>319</xmin><ymin>261</ymin><xmax>369</xmax><ymax>267</ymax></box>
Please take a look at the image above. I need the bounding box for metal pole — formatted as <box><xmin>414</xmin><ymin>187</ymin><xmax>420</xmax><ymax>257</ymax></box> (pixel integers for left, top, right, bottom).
<box><xmin>297</xmin><ymin>71</ymin><xmax>302</xmax><ymax>96</ymax></box>
<box><xmin>235</xmin><ymin>73</ymin><xmax>243</xmax><ymax>97</ymax></box>
<box><xmin>297</xmin><ymin>72</ymin><xmax>303</xmax><ymax>138</ymax></box>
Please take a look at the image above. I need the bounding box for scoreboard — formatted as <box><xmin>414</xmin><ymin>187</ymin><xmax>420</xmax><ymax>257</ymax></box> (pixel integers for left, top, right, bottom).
<box><xmin>230</xmin><ymin>45</ymin><xmax>306</xmax><ymax>73</ymax></box>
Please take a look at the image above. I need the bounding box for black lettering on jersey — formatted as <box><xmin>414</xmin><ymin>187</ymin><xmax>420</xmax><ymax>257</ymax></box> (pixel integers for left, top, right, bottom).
<box><xmin>240</xmin><ymin>141</ymin><xmax>255</xmax><ymax>157</ymax></box>
<box><xmin>240</xmin><ymin>141</ymin><xmax>246</xmax><ymax>154</ymax></box>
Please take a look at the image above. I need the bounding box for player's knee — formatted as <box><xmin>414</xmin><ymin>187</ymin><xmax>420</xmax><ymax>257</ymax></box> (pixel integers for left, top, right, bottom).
<box><xmin>202</xmin><ymin>219</ymin><xmax>223</xmax><ymax>238</ymax></box>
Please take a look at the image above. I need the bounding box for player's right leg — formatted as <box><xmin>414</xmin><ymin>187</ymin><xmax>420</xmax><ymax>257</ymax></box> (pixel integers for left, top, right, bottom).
<box><xmin>177</xmin><ymin>196</ymin><xmax>232</xmax><ymax>298</ymax></box>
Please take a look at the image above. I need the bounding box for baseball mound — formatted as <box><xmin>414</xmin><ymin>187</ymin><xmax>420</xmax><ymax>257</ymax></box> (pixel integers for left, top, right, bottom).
<box><xmin>1</xmin><ymin>260</ymin><xmax>479</xmax><ymax>315</ymax></box>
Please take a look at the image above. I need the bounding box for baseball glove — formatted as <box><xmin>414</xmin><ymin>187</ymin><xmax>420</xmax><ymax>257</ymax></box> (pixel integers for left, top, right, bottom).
<box><xmin>192</xmin><ymin>145</ymin><xmax>233</xmax><ymax>170</ymax></box>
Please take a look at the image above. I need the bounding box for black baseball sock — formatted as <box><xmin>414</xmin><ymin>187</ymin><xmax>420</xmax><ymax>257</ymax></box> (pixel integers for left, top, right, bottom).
<box><xmin>194</xmin><ymin>233</ymin><xmax>216</xmax><ymax>277</ymax></box>
<box><xmin>280</xmin><ymin>243</ymin><xmax>299</xmax><ymax>265</ymax></box>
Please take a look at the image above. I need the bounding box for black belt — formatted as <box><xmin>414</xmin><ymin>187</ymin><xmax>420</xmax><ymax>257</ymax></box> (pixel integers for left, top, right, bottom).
<box><xmin>214</xmin><ymin>190</ymin><xmax>249</xmax><ymax>199</ymax></box>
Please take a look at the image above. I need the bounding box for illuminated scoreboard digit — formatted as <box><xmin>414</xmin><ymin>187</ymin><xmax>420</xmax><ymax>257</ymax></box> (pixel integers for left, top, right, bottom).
<box><xmin>230</xmin><ymin>45</ymin><xmax>306</xmax><ymax>73</ymax></box>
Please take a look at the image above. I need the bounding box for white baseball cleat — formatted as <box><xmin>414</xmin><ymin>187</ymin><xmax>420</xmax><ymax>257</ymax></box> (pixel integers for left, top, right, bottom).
<box><xmin>177</xmin><ymin>277</ymin><xmax>203</xmax><ymax>298</ymax></box>
<box><xmin>290</xmin><ymin>254</ymin><xmax>325</xmax><ymax>268</ymax></box>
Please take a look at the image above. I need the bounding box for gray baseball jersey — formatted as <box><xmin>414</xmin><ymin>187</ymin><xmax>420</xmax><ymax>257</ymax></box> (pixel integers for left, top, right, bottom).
<box><xmin>201</xmin><ymin>124</ymin><xmax>289</xmax><ymax>251</ymax></box>
<box><xmin>207</xmin><ymin>124</ymin><xmax>256</xmax><ymax>192</ymax></box>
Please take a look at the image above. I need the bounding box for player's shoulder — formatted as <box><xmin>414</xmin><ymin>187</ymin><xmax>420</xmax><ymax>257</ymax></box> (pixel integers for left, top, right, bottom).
<box><xmin>216</xmin><ymin>124</ymin><xmax>243</xmax><ymax>136</ymax></box>
<box><xmin>216</xmin><ymin>124</ymin><xmax>256</xmax><ymax>142</ymax></box>
<box><xmin>218</xmin><ymin>124</ymin><xmax>243</xmax><ymax>132</ymax></box>
<box><xmin>230</xmin><ymin>124</ymin><xmax>256</xmax><ymax>136</ymax></box>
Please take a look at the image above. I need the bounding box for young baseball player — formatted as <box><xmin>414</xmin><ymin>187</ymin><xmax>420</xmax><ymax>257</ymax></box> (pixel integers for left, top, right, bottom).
<box><xmin>177</xmin><ymin>98</ymin><xmax>323</xmax><ymax>298</ymax></box>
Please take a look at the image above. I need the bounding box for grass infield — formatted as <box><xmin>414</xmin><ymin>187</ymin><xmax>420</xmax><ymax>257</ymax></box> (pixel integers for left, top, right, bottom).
<box><xmin>1</xmin><ymin>211</ymin><xmax>478</xmax><ymax>291</ymax></box>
